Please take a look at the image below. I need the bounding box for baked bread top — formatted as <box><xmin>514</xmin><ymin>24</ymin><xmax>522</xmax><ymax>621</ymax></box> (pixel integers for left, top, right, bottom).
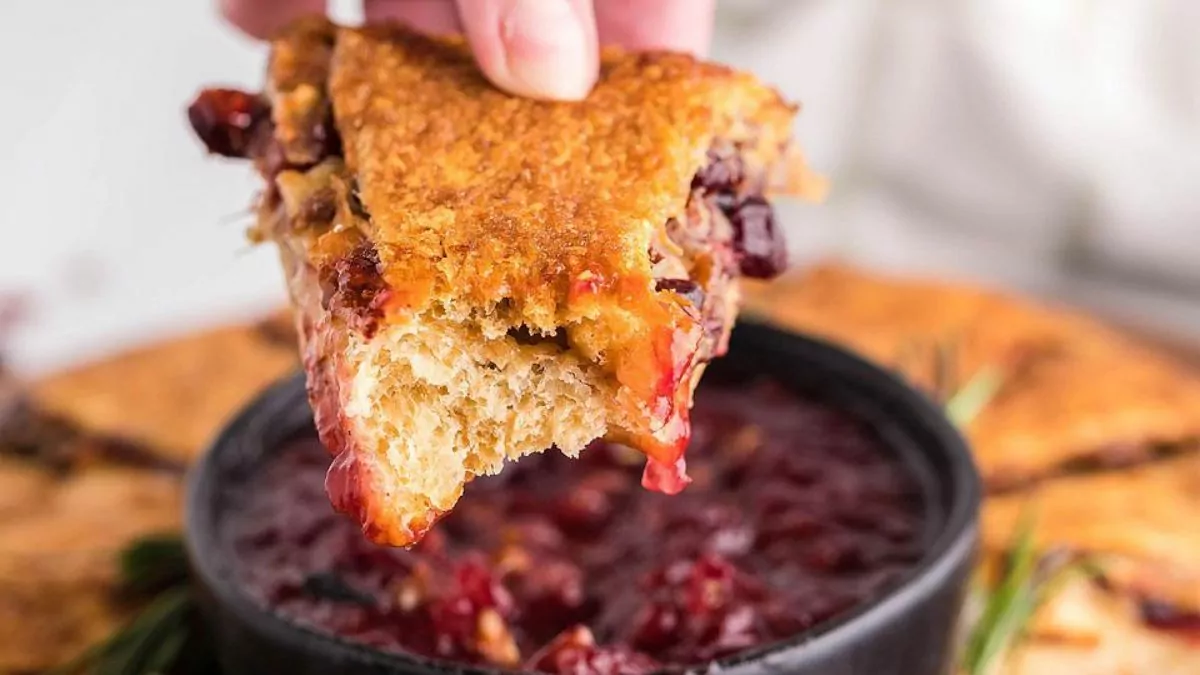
<box><xmin>323</xmin><ymin>23</ymin><xmax>805</xmax><ymax>322</ymax></box>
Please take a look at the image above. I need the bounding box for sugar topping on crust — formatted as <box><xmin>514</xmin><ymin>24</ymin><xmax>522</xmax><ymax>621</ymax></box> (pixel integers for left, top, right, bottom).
<box><xmin>323</xmin><ymin>23</ymin><xmax>803</xmax><ymax>325</ymax></box>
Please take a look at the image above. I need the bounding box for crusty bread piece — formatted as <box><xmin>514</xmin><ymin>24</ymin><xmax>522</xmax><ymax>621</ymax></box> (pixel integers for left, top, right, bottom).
<box><xmin>983</xmin><ymin>454</ymin><xmax>1200</xmax><ymax>615</ymax></box>
<box><xmin>190</xmin><ymin>19</ymin><xmax>823</xmax><ymax>546</ymax></box>
<box><xmin>992</xmin><ymin>575</ymin><xmax>1200</xmax><ymax>675</ymax></box>
<box><xmin>744</xmin><ymin>263</ymin><xmax>1200</xmax><ymax>488</ymax></box>
<box><xmin>0</xmin><ymin>464</ymin><xmax>182</xmax><ymax>672</ymax></box>
<box><xmin>0</xmin><ymin>318</ymin><xmax>287</xmax><ymax>671</ymax></box>
<box><xmin>30</xmin><ymin>322</ymin><xmax>297</xmax><ymax>465</ymax></box>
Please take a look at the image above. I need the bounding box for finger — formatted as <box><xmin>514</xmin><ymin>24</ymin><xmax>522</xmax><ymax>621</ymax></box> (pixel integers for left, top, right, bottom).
<box><xmin>595</xmin><ymin>0</ymin><xmax>715</xmax><ymax>55</ymax></box>
<box><xmin>219</xmin><ymin>0</ymin><xmax>327</xmax><ymax>40</ymax></box>
<box><xmin>454</xmin><ymin>0</ymin><xmax>599</xmax><ymax>101</ymax></box>
<box><xmin>364</xmin><ymin>0</ymin><xmax>463</xmax><ymax>35</ymax></box>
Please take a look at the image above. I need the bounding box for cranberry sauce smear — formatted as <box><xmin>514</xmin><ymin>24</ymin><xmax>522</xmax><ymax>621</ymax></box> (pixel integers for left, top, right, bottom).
<box><xmin>227</xmin><ymin>382</ymin><xmax>925</xmax><ymax>674</ymax></box>
<box><xmin>691</xmin><ymin>151</ymin><xmax>788</xmax><ymax>279</ymax></box>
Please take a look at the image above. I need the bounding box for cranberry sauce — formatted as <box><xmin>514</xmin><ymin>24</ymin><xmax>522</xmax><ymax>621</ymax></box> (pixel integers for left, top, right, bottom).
<box><xmin>226</xmin><ymin>381</ymin><xmax>925</xmax><ymax>673</ymax></box>
<box><xmin>1139</xmin><ymin>599</ymin><xmax>1200</xmax><ymax>643</ymax></box>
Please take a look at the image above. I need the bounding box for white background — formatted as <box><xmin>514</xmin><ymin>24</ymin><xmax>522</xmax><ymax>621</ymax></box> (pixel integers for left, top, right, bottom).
<box><xmin>1</xmin><ymin>1</ymin><xmax>1197</xmax><ymax>374</ymax></box>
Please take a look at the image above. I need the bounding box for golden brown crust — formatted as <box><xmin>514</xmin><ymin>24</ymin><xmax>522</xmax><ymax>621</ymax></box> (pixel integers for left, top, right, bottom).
<box><xmin>982</xmin><ymin>454</ymin><xmax>1200</xmax><ymax>612</ymax></box>
<box><xmin>30</xmin><ymin>322</ymin><xmax>298</xmax><ymax>464</ymax></box>
<box><xmin>266</xmin><ymin>16</ymin><xmax>337</xmax><ymax>166</ymax></box>
<box><xmin>971</xmin><ymin>343</ymin><xmax>1200</xmax><ymax>489</ymax></box>
<box><xmin>743</xmin><ymin>263</ymin><xmax>1107</xmax><ymax>392</ymax></box>
<box><xmin>324</xmin><ymin>23</ymin><xmax>801</xmax><ymax>326</ymax></box>
<box><xmin>744</xmin><ymin>263</ymin><xmax>1200</xmax><ymax>486</ymax></box>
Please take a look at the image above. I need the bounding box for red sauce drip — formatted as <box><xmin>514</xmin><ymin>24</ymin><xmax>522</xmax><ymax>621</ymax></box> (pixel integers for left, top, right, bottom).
<box><xmin>226</xmin><ymin>380</ymin><xmax>925</xmax><ymax>673</ymax></box>
<box><xmin>641</xmin><ymin>457</ymin><xmax>691</xmax><ymax>495</ymax></box>
<box><xmin>325</xmin><ymin>449</ymin><xmax>366</xmax><ymax>528</ymax></box>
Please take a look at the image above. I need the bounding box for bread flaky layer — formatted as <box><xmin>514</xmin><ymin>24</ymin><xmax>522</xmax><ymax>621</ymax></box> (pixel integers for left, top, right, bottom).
<box><xmin>331</xmin><ymin>314</ymin><xmax>610</xmax><ymax>546</ymax></box>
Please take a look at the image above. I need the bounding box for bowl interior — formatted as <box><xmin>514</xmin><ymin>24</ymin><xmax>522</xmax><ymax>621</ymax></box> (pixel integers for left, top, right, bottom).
<box><xmin>186</xmin><ymin>321</ymin><xmax>979</xmax><ymax>674</ymax></box>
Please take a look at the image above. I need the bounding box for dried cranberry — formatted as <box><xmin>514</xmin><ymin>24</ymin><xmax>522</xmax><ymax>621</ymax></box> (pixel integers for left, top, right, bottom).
<box><xmin>729</xmin><ymin>196</ymin><xmax>787</xmax><ymax>279</ymax></box>
<box><xmin>187</xmin><ymin>88</ymin><xmax>270</xmax><ymax>158</ymax></box>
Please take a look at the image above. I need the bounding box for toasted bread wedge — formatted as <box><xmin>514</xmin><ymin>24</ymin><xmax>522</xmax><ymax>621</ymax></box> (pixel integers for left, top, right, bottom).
<box><xmin>744</xmin><ymin>264</ymin><xmax>1200</xmax><ymax>488</ymax></box>
<box><xmin>190</xmin><ymin>19</ymin><xmax>823</xmax><ymax>546</ymax></box>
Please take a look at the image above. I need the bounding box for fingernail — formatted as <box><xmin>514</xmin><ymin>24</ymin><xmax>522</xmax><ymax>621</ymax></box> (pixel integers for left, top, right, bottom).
<box><xmin>500</xmin><ymin>0</ymin><xmax>594</xmax><ymax>100</ymax></box>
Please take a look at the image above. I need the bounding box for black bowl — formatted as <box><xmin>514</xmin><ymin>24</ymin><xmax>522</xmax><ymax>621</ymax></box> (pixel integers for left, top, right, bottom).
<box><xmin>186</xmin><ymin>321</ymin><xmax>979</xmax><ymax>675</ymax></box>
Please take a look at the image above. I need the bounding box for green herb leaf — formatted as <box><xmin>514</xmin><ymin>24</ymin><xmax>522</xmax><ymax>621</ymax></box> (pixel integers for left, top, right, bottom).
<box><xmin>102</xmin><ymin>587</ymin><xmax>191</xmax><ymax>675</ymax></box>
<box><xmin>945</xmin><ymin>365</ymin><xmax>1004</xmax><ymax>428</ymax></box>
<box><xmin>962</xmin><ymin>508</ymin><xmax>1039</xmax><ymax>674</ymax></box>
<box><xmin>120</xmin><ymin>534</ymin><xmax>188</xmax><ymax>596</ymax></box>
<box><xmin>960</xmin><ymin>509</ymin><xmax>1099</xmax><ymax>675</ymax></box>
<box><xmin>51</xmin><ymin>535</ymin><xmax>195</xmax><ymax>675</ymax></box>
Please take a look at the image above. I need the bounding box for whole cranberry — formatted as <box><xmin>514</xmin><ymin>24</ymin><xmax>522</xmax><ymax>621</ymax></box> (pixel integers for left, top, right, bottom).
<box><xmin>187</xmin><ymin>88</ymin><xmax>270</xmax><ymax>158</ymax></box>
<box><xmin>729</xmin><ymin>197</ymin><xmax>788</xmax><ymax>278</ymax></box>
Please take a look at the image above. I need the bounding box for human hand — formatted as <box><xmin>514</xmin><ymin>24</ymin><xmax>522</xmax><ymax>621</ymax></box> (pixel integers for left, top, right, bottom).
<box><xmin>220</xmin><ymin>0</ymin><xmax>716</xmax><ymax>101</ymax></box>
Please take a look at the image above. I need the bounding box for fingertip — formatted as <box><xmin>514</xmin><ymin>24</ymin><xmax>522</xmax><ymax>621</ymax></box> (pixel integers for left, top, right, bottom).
<box><xmin>458</xmin><ymin>0</ymin><xmax>599</xmax><ymax>101</ymax></box>
<box><xmin>220</xmin><ymin>0</ymin><xmax>327</xmax><ymax>40</ymax></box>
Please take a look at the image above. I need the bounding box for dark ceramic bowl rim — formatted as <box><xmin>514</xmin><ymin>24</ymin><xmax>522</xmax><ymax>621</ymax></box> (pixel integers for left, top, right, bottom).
<box><xmin>186</xmin><ymin>321</ymin><xmax>980</xmax><ymax>674</ymax></box>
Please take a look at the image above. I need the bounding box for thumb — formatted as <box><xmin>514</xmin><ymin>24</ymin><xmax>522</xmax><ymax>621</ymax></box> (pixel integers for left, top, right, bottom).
<box><xmin>454</xmin><ymin>0</ymin><xmax>599</xmax><ymax>101</ymax></box>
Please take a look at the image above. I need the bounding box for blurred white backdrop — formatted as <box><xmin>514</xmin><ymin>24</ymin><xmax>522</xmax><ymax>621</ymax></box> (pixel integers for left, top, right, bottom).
<box><xmin>1</xmin><ymin>0</ymin><xmax>1197</xmax><ymax>374</ymax></box>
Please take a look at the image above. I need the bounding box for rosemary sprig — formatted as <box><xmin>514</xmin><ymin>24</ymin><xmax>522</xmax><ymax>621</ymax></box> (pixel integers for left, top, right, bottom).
<box><xmin>960</xmin><ymin>513</ymin><xmax>1099</xmax><ymax>675</ymax></box>
<box><xmin>961</xmin><ymin>510</ymin><xmax>1038</xmax><ymax>675</ymax></box>
<box><xmin>897</xmin><ymin>336</ymin><xmax>1005</xmax><ymax>424</ymax></box>
<box><xmin>944</xmin><ymin>361</ymin><xmax>1099</xmax><ymax>675</ymax></box>
<box><xmin>53</xmin><ymin>534</ymin><xmax>196</xmax><ymax>675</ymax></box>
<box><xmin>120</xmin><ymin>534</ymin><xmax>190</xmax><ymax>597</ymax></box>
<box><xmin>945</xmin><ymin>365</ymin><xmax>1004</xmax><ymax>428</ymax></box>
